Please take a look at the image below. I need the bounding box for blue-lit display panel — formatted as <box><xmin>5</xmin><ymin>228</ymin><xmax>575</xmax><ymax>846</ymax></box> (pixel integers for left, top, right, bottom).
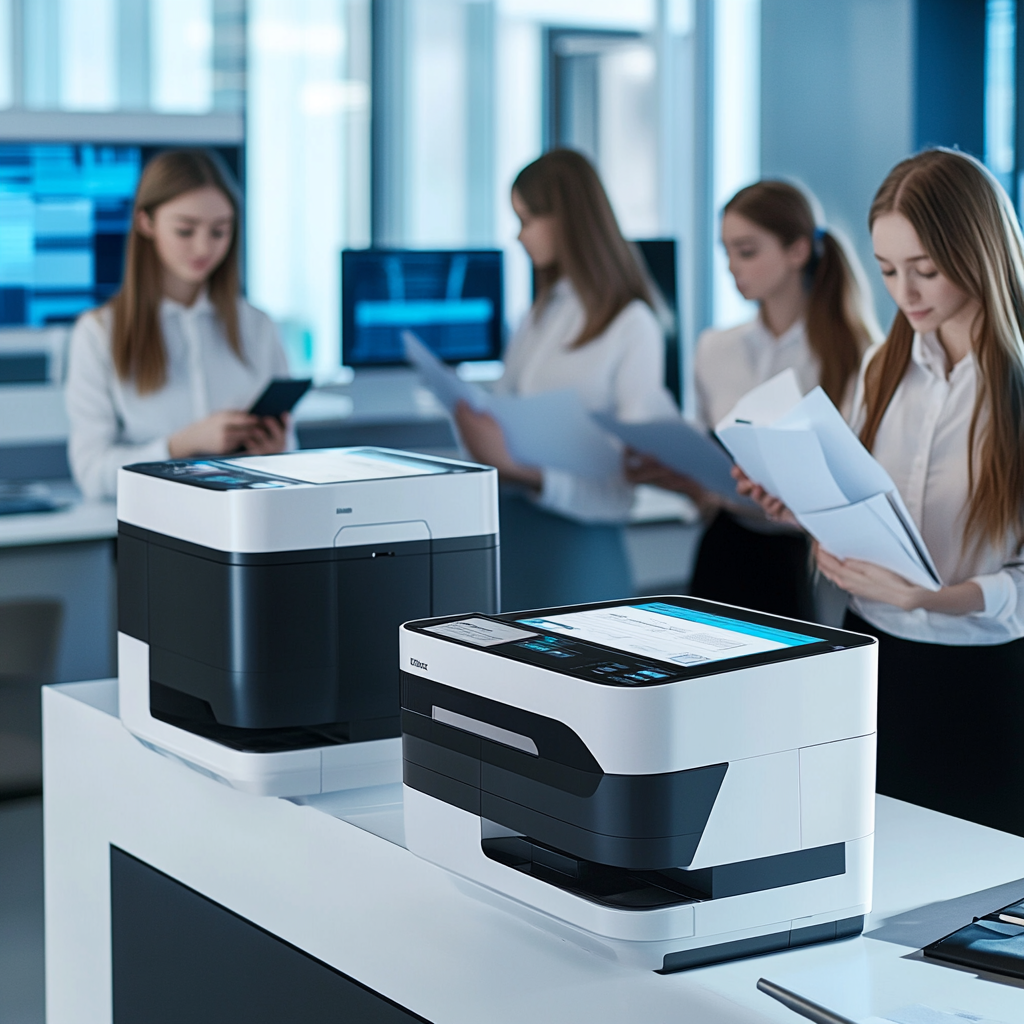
<box><xmin>0</xmin><ymin>144</ymin><xmax>142</xmax><ymax>326</ymax></box>
<box><xmin>342</xmin><ymin>249</ymin><xmax>503</xmax><ymax>366</ymax></box>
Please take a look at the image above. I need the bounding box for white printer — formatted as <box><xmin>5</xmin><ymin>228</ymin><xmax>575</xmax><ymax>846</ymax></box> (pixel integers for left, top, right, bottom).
<box><xmin>400</xmin><ymin>597</ymin><xmax>877</xmax><ymax>971</ymax></box>
<box><xmin>117</xmin><ymin>447</ymin><xmax>498</xmax><ymax>797</ymax></box>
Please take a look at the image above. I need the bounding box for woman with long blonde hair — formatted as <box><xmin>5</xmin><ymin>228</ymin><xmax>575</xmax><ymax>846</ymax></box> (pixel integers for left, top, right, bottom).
<box><xmin>67</xmin><ymin>149</ymin><xmax>291</xmax><ymax>499</ymax></box>
<box><xmin>456</xmin><ymin>149</ymin><xmax>677</xmax><ymax>610</ymax></box>
<box><xmin>742</xmin><ymin>149</ymin><xmax>1024</xmax><ymax>834</ymax></box>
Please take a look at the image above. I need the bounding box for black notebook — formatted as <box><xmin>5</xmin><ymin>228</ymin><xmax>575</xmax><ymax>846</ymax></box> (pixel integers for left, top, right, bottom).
<box><xmin>924</xmin><ymin>898</ymin><xmax>1024</xmax><ymax>979</ymax></box>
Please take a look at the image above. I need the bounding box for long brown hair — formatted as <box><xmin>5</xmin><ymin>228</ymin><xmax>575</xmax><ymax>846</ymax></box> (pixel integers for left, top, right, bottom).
<box><xmin>860</xmin><ymin>148</ymin><xmax>1024</xmax><ymax>550</ymax></box>
<box><xmin>724</xmin><ymin>180</ymin><xmax>878</xmax><ymax>406</ymax></box>
<box><xmin>110</xmin><ymin>149</ymin><xmax>243</xmax><ymax>393</ymax></box>
<box><xmin>512</xmin><ymin>149</ymin><xmax>653</xmax><ymax>346</ymax></box>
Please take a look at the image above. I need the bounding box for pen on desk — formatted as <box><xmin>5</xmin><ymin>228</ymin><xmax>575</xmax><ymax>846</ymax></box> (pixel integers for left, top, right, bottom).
<box><xmin>756</xmin><ymin>978</ymin><xmax>857</xmax><ymax>1024</ymax></box>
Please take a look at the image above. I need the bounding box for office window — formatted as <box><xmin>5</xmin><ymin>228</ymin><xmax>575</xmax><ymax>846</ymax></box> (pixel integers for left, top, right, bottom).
<box><xmin>711</xmin><ymin>0</ymin><xmax>760</xmax><ymax>328</ymax></box>
<box><xmin>246</xmin><ymin>0</ymin><xmax>371</xmax><ymax>376</ymax></box>
<box><xmin>7</xmin><ymin>0</ymin><xmax>239</xmax><ymax>113</ymax></box>
<box><xmin>151</xmin><ymin>0</ymin><xmax>214</xmax><ymax>113</ymax></box>
<box><xmin>985</xmin><ymin>0</ymin><xmax>1016</xmax><ymax>199</ymax></box>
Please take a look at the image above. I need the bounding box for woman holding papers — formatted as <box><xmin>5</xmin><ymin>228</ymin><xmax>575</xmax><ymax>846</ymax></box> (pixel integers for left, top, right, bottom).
<box><xmin>66</xmin><ymin>149</ymin><xmax>291</xmax><ymax>500</ymax></box>
<box><xmin>628</xmin><ymin>180</ymin><xmax>878</xmax><ymax>619</ymax></box>
<box><xmin>741</xmin><ymin>149</ymin><xmax>1024</xmax><ymax>835</ymax></box>
<box><xmin>455</xmin><ymin>149</ymin><xmax>677</xmax><ymax>610</ymax></box>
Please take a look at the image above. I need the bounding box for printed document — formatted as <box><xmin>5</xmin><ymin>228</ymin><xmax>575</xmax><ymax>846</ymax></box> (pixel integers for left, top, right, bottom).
<box><xmin>715</xmin><ymin>370</ymin><xmax>941</xmax><ymax>590</ymax></box>
<box><xmin>403</xmin><ymin>330</ymin><xmax>620</xmax><ymax>478</ymax></box>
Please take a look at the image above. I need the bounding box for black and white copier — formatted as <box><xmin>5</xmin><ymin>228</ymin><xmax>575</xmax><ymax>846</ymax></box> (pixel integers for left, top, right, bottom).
<box><xmin>117</xmin><ymin>447</ymin><xmax>498</xmax><ymax>797</ymax></box>
<box><xmin>400</xmin><ymin>597</ymin><xmax>877</xmax><ymax>971</ymax></box>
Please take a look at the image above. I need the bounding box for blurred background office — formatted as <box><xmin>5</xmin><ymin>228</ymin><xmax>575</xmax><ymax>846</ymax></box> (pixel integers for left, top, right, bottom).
<box><xmin>0</xmin><ymin>2</ymin><xmax>1017</xmax><ymax>1017</ymax></box>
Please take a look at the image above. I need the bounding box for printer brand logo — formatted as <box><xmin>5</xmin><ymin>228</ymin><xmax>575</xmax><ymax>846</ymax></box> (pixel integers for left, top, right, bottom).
<box><xmin>336</xmin><ymin>507</ymin><xmax>353</xmax><ymax>514</ymax></box>
<box><xmin>410</xmin><ymin>658</ymin><xmax>428</xmax><ymax>670</ymax></box>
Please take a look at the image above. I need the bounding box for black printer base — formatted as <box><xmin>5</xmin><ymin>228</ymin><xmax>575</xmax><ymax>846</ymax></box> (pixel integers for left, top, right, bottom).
<box><xmin>482</xmin><ymin>832</ymin><xmax>847</xmax><ymax>911</ymax></box>
<box><xmin>659</xmin><ymin>915</ymin><xmax>864</xmax><ymax>973</ymax></box>
<box><xmin>151</xmin><ymin>680</ymin><xmax>399</xmax><ymax>752</ymax></box>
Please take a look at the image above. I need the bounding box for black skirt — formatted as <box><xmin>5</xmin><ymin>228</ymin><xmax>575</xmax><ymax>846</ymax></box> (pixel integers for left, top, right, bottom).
<box><xmin>845</xmin><ymin>610</ymin><xmax>1024</xmax><ymax>837</ymax></box>
<box><xmin>689</xmin><ymin>510</ymin><xmax>814</xmax><ymax>620</ymax></box>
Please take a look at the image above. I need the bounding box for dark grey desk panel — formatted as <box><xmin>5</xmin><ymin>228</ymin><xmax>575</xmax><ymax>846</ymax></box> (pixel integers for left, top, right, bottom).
<box><xmin>0</xmin><ymin>443</ymin><xmax>70</xmax><ymax>481</ymax></box>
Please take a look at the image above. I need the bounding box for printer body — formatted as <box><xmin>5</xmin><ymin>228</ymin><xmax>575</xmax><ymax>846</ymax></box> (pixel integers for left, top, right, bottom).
<box><xmin>400</xmin><ymin>598</ymin><xmax>877</xmax><ymax>971</ymax></box>
<box><xmin>117</xmin><ymin>447</ymin><xmax>498</xmax><ymax>796</ymax></box>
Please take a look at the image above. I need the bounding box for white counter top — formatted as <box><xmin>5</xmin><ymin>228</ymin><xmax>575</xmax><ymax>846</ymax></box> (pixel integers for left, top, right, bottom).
<box><xmin>0</xmin><ymin>494</ymin><xmax>116</xmax><ymax>547</ymax></box>
<box><xmin>44</xmin><ymin>679</ymin><xmax>1024</xmax><ymax>1024</ymax></box>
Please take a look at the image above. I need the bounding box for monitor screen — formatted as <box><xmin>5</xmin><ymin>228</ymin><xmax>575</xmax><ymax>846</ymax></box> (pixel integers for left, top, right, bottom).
<box><xmin>0</xmin><ymin>143</ymin><xmax>243</xmax><ymax>327</ymax></box>
<box><xmin>516</xmin><ymin>601</ymin><xmax>819</xmax><ymax>669</ymax></box>
<box><xmin>342</xmin><ymin>249</ymin><xmax>503</xmax><ymax>366</ymax></box>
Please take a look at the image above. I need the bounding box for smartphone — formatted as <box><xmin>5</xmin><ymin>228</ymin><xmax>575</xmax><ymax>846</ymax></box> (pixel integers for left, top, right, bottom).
<box><xmin>248</xmin><ymin>378</ymin><xmax>312</xmax><ymax>419</ymax></box>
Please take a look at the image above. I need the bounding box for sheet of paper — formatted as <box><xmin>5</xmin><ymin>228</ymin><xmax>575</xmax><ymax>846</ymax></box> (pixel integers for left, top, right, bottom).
<box><xmin>591</xmin><ymin>414</ymin><xmax>739</xmax><ymax>499</ymax></box>
<box><xmin>797</xmin><ymin>493</ymin><xmax>940</xmax><ymax>590</ymax></box>
<box><xmin>715</xmin><ymin>423</ymin><xmax>779</xmax><ymax>497</ymax></box>
<box><xmin>863</xmin><ymin>1006</ymin><xmax>1012</xmax><ymax>1024</ymax></box>
<box><xmin>757</xmin><ymin>428</ymin><xmax>850</xmax><ymax>512</ymax></box>
<box><xmin>489</xmin><ymin>390</ymin><xmax>621</xmax><ymax>479</ymax></box>
<box><xmin>887</xmin><ymin>490</ymin><xmax>941</xmax><ymax>582</ymax></box>
<box><xmin>775</xmin><ymin>386</ymin><xmax>896</xmax><ymax>501</ymax></box>
<box><xmin>403</xmin><ymin>330</ymin><xmax>488</xmax><ymax>412</ymax></box>
<box><xmin>714</xmin><ymin>367</ymin><xmax>803</xmax><ymax>430</ymax></box>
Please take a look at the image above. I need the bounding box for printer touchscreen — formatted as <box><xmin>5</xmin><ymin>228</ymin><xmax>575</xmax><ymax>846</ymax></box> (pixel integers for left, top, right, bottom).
<box><xmin>517</xmin><ymin>601</ymin><xmax>818</xmax><ymax>669</ymax></box>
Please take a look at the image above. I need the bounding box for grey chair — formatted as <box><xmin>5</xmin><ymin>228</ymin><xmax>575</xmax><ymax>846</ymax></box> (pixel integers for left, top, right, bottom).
<box><xmin>0</xmin><ymin>600</ymin><xmax>63</xmax><ymax>798</ymax></box>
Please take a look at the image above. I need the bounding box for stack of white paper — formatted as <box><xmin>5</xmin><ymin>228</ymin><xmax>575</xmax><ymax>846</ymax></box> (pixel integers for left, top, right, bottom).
<box><xmin>403</xmin><ymin>331</ymin><xmax>621</xmax><ymax>479</ymax></box>
<box><xmin>714</xmin><ymin>370</ymin><xmax>941</xmax><ymax>590</ymax></box>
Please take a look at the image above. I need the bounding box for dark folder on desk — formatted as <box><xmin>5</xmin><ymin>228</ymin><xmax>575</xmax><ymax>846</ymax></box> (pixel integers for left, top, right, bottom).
<box><xmin>924</xmin><ymin>898</ymin><xmax>1024</xmax><ymax>979</ymax></box>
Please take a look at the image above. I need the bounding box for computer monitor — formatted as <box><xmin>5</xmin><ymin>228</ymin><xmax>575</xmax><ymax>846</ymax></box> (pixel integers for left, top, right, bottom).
<box><xmin>341</xmin><ymin>249</ymin><xmax>504</xmax><ymax>367</ymax></box>
<box><xmin>0</xmin><ymin>142</ymin><xmax>243</xmax><ymax>327</ymax></box>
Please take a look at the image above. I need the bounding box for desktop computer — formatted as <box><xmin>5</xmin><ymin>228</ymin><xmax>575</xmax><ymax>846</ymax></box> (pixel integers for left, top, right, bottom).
<box><xmin>341</xmin><ymin>249</ymin><xmax>503</xmax><ymax>368</ymax></box>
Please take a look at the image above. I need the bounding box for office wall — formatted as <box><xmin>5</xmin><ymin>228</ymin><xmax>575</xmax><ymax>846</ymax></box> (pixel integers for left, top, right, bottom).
<box><xmin>759</xmin><ymin>0</ymin><xmax>914</xmax><ymax>326</ymax></box>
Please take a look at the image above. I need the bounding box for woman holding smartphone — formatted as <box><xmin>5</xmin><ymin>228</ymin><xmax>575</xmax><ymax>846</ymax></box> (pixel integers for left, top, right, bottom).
<box><xmin>66</xmin><ymin>149</ymin><xmax>291</xmax><ymax>500</ymax></box>
<box><xmin>742</xmin><ymin>149</ymin><xmax>1024</xmax><ymax>835</ymax></box>
<box><xmin>627</xmin><ymin>180</ymin><xmax>878</xmax><ymax>619</ymax></box>
<box><xmin>456</xmin><ymin>149</ymin><xmax>677</xmax><ymax>611</ymax></box>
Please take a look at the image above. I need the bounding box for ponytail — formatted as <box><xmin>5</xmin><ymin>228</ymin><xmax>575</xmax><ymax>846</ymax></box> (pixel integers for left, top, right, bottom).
<box><xmin>724</xmin><ymin>181</ymin><xmax>879</xmax><ymax>408</ymax></box>
<box><xmin>806</xmin><ymin>229</ymin><xmax>876</xmax><ymax>406</ymax></box>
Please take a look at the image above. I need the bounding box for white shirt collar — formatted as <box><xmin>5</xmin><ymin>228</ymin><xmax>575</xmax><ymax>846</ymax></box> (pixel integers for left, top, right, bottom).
<box><xmin>160</xmin><ymin>289</ymin><xmax>215</xmax><ymax>318</ymax></box>
<box><xmin>912</xmin><ymin>330</ymin><xmax>974</xmax><ymax>381</ymax></box>
<box><xmin>751</xmin><ymin>313</ymin><xmax>806</xmax><ymax>349</ymax></box>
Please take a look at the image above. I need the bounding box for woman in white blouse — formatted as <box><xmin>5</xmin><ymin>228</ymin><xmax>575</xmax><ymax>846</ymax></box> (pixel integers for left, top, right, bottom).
<box><xmin>628</xmin><ymin>181</ymin><xmax>878</xmax><ymax>619</ymax></box>
<box><xmin>66</xmin><ymin>149</ymin><xmax>290</xmax><ymax>500</ymax></box>
<box><xmin>456</xmin><ymin>149</ymin><xmax>676</xmax><ymax>610</ymax></box>
<box><xmin>743</xmin><ymin>149</ymin><xmax>1024</xmax><ymax>835</ymax></box>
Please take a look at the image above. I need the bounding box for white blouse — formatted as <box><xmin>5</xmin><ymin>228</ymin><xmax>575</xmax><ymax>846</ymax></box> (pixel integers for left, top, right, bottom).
<box><xmin>694</xmin><ymin>316</ymin><xmax>821</xmax><ymax>430</ymax></box>
<box><xmin>850</xmin><ymin>331</ymin><xmax>1024</xmax><ymax>645</ymax></box>
<box><xmin>66</xmin><ymin>293</ymin><xmax>291</xmax><ymax>500</ymax></box>
<box><xmin>495</xmin><ymin>278</ymin><xmax>677</xmax><ymax>522</ymax></box>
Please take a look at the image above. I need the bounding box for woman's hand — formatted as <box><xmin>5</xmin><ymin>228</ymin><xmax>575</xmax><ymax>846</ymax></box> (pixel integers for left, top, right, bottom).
<box><xmin>453</xmin><ymin>401</ymin><xmax>542</xmax><ymax>490</ymax></box>
<box><xmin>732</xmin><ymin>466</ymin><xmax>798</xmax><ymax>526</ymax></box>
<box><xmin>623</xmin><ymin>449</ymin><xmax>720</xmax><ymax>513</ymax></box>
<box><xmin>168</xmin><ymin>410</ymin><xmax>259</xmax><ymax>459</ymax></box>
<box><xmin>815</xmin><ymin>546</ymin><xmax>984</xmax><ymax>614</ymax></box>
<box><xmin>243</xmin><ymin>412</ymin><xmax>290</xmax><ymax>455</ymax></box>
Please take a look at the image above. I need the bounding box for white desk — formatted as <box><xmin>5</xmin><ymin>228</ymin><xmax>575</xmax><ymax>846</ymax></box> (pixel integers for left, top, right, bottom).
<box><xmin>44</xmin><ymin>679</ymin><xmax>1024</xmax><ymax>1024</ymax></box>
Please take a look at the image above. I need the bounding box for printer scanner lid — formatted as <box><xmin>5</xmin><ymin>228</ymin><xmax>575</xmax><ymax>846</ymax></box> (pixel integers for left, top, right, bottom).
<box><xmin>124</xmin><ymin>447</ymin><xmax>474</xmax><ymax>491</ymax></box>
<box><xmin>407</xmin><ymin>597</ymin><xmax>874</xmax><ymax>685</ymax></box>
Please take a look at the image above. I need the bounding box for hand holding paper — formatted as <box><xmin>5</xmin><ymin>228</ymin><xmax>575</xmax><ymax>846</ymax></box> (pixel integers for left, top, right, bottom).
<box><xmin>715</xmin><ymin>370</ymin><xmax>941</xmax><ymax>591</ymax></box>
<box><xmin>404</xmin><ymin>330</ymin><xmax>621</xmax><ymax>479</ymax></box>
<box><xmin>592</xmin><ymin>413</ymin><xmax>743</xmax><ymax>501</ymax></box>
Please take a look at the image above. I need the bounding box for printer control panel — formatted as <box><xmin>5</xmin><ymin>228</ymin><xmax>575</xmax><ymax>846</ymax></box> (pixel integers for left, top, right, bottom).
<box><xmin>125</xmin><ymin>460</ymin><xmax>291</xmax><ymax>490</ymax></box>
<box><xmin>508</xmin><ymin>633</ymin><xmax>681</xmax><ymax>686</ymax></box>
<box><xmin>414</xmin><ymin>600</ymin><xmax>868</xmax><ymax>685</ymax></box>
